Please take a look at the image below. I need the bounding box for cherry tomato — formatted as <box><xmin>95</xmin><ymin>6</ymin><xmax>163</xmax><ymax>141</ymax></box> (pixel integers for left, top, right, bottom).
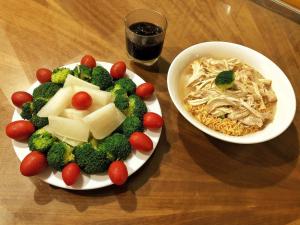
<box><xmin>80</xmin><ymin>55</ymin><xmax>96</xmax><ymax>68</ymax></box>
<box><xmin>62</xmin><ymin>163</ymin><xmax>81</xmax><ymax>186</ymax></box>
<box><xmin>136</xmin><ymin>83</ymin><xmax>155</xmax><ymax>99</ymax></box>
<box><xmin>11</xmin><ymin>91</ymin><xmax>33</xmax><ymax>108</ymax></box>
<box><xmin>110</xmin><ymin>61</ymin><xmax>126</xmax><ymax>79</ymax></box>
<box><xmin>129</xmin><ymin>132</ymin><xmax>153</xmax><ymax>152</ymax></box>
<box><xmin>108</xmin><ymin>161</ymin><xmax>128</xmax><ymax>185</ymax></box>
<box><xmin>143</xmin><ymin>112</ymin><xmax>164</xmax><ymax>129</ymax></box>
<box><xmin>36</xmin><ymin>68</ymin><xmax>52</xmax><ymax>83</ymax></box>
<box><xmin>72</xmin><ymin>91</ymin><xmax>92</xmax><ymax>110</ymax></box>
<box><xmin>6</xmin><ymin>120</ymin><xmax>35</xmax><ymax>141</ymax></box>
<box><xmin>20</xmin><ymin>151</ymin><xmax>47</xmax><ymax>176</ymax></box>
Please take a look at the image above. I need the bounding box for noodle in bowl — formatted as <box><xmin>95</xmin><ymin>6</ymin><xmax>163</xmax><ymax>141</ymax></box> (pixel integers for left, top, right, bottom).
<box><xmin>167</xmin><ymin>42</ymin><xmax>296</xmax><ymax>144</ymax></box>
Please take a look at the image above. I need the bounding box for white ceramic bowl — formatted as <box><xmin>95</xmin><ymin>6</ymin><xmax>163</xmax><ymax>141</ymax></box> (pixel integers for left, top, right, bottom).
<box><xmin>167</xmin><ymin>41</ymin><xmax>296</xmax><ymax>144</ymax></box>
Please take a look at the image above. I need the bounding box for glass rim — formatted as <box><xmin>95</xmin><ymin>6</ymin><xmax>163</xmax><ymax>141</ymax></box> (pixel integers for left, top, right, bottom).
<box><xmin>124</xmin><ymin>8</ymin><xmax>168</xmax><ymax>38</ymax></box>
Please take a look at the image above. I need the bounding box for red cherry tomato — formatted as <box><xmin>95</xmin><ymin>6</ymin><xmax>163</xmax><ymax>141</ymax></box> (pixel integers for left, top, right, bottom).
<box><xmin>72</xmin><ymin>91</ymin><xmax>92</xmax><ymax>110</ymax></box>
<box><xmin>143</xmin><ymin>112</ymin><xmax>164</xmax><ymax>129</ymax></box>
<box><xmin>108</xmin><ymin>161</ymin><xmax>128</xmax><ymax>185</ymax></box>
<box><xmin>6</xmin><ymin>120</ymin><xmax>35</xmax><ymax>141</ymax></box>
<box><xmin>20</xmin><ymin>151</ymin><xmax>48</xmax><ymax>176</ymax></box>
<box><xmin>129</xmin><ymin>132</ymin><xmax>153</xmax><ymax>152</ymax></box>
<box><xmin>62</xmin><ymin>163</ymin><xmax>81</xmax><ymax>186</ymax></box>
<box><xmin>11</xmin><ymin>91</ymin><xmax>33</xmax><ymax>108</ymax></box>
<box><xmin>80</xmin><ymin>55</ymin><xmax>96</xmax><ymax>68</ymax></box>
<box><xmin>110</xmin><ymin>61</ymin><xmax>126</xmax><ymax>79</ymax></box>
<box><xmin>36</xmin><ymin>68</ymin><xmax>52</xmax><ymax>83</ymax></box>
<box><xmin>136</xmin><ymin>83</ymin><xmax>155</xmax><ymax>99</ymax></box>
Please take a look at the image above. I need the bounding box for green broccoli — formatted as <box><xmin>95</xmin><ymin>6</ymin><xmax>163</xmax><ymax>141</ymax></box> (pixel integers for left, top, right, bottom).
<box><xmin>74</xmin><ymin>143</ymin><xmax>111</xmax><ymax>174</ymax></box>
<box><xmin>20</xmin><ymin>102</ymin><xmax>34</xmax><ymax>120</ymax></box>
<box><xmin>32</xmin><ymin>97</ymin><xmax>48</xmax><ymax>113</ymax></box>
<box><xmin>30</xmin><ymin>114</ymin><xmax>48</xmax><ymax>129</ymax></box>
<box><xmin>215</xmin><ymin>70</ymin><xmax>235</xmax><ymax>90</ymax></box>
<box><xmin>32</xmin><ymin>82</ymin><xmax>61</xmax><ymax>99</ymax></box>
<box><xmin>47</xmin><ymin>141</ymin><xmax>74</xmax><ymax>171</ymax></box>
<box><xmin>125</xmin><ymin>94</ymin><xmax>147</xmax><ymax>119</ymax></box>
<box><xmin>28</xmin><ymin>128</ymin><xmax>55</xmax><ymax>152</ymax></box>
<box><xmin>113</xmin><ymin>89</ymin><xmax>129</xmax><ymax>110</ymax></box>
<box><xmin>72</xmin><ymin>65</ymin><xmax>92</xmax><ymax>81</ymax></box>
<box><xmin>51</xmin><ymin>67</ymin><xmax>72</xmax><ymax>84</ymax></box>
<box><xmin>91</xmin><ymin>66</ymin><xmax>113</xmax><ymax>90</ymax></box>
<box><xmin>98</xmin><ymin>133</ymin><xmax>131</xmax><ymax>161</ymax></box>
<box><xmin>110</xmin><ymin>78</ymin><xmax>136</xmax><ymax>95</ymax></box>
<box><xmin>118</xmin><ymin>116</ymin><xmax>144</xmax><ymax>137</ymax></box>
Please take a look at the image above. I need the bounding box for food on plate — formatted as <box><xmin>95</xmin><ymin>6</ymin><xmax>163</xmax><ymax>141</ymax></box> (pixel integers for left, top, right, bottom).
<box><xmin>72</xmin><ymin>86</ymin><xmax>113</xmax><ymax>108</ymax></box>
<box><xmin>62</xmin><ymin>162</ymin><xmax>81</xmax><ymax>186</ymax></box>
<box><xmin>129</xmin><ymin>132</ymin><xmax>153</xmax><ymax>152</ymax></box>
<box><xmin>118</xmin><ymin>115</ymin><xmax>144</xmax><ymax>137</ymax></box>
<box><xmin>110</xmin><ymin>61</ymin><xmax>126</xmax><ymax>79</ymax></box>
<box><xmin>64</xmin><ymin>74</ymin><xmax>99</xmax><ymax>90</ymax></box>
<box><xmin>11</xmin><ymin>91</ymin><xmax>33</xmax><ymax>108</ymax></box>
<box><xmin>47</xmin><ymin>141</ymin><xmax>74</xmax><ymax>170</ymax></box>
<box><xmin>7</xmin><ymin>56</ymin><xmax>161</xmax><ymax>187</ymax></box>
<box><xmin>20</xmin><ymin>151</ymin><xmax>48</xmax><ymax>176</ymax></box>
<box><xmin>6</xmin><ymin>120</ymin><xmax>35</xmax><ymax>141</ymax></box>
<box><xmin>136</xmin><ymin>82</ymin><xmax>155</xmax><ymax>99</ymax></box>
<box><xmin>143</xmin><ymin>112</ymin><xmax>164</xmax><ymax>129</ymax></box>
<box><xmin>51</xmin><ymin>67</ymin><xmax>72</xmax><ymax>84</ymax></box>
<box><xmin>81</xmin><ymin>55</ymin><xmax>96</xmax><ymax>68</ymax></box>
<box><xmin>48</xmin><ymin>116</ymin><xmax>90</xmax><ymax>142</ymax></box>
<box><xmin>62</xmin><ymin>108</ymin><xmax>89</xmax><ymax>120</ymax></box>
<box><xmin>73</xmin><ymin>143</ymin><xmax>111</xmax><ymax>174</ymax></box>
<box><xmin>37</xmin><ymin>87</ymin><xmax>73</xmax><ymax>117</ymax></box>
<box><xmin>36</xmin><ymin>68</ymin><xmax>52</xmax><ymax>83</ymax></box>
<box><xmin>108</xmin><ymin>161</ymin><xmax>128</xmax><ymax>186</ymax></box>
<box><xmin>28</xmin><ymin>128</ymin><xmax>56</xmax><ymax>152</ymax></box>
<box><xmin>91</xmin><ymin>66</ymin><xmax>113</xmax><ymax>90</ymax></box>
<box><xmin>181</xmin><ymin>57</ymin><xmax>277</xmax><ymax>136</ymax></box>
<box><xmin>72</xmin><ymin>91</ymin><xmax>93</xmax><ymax>110</ymax></box>
<box><xmin>83</xmin><ymin>103</ymin><xmax>125</xmax><ymax>139</ymax></box>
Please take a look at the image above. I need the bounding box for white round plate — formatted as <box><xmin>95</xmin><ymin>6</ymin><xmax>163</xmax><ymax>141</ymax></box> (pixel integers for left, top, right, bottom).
<box><xmin>12</xmin><ymin>61</ymin><xmax>162</xmax><ymax>190</ymax></box>
<box><xmin>167</xmin><ymin>41</ymin><xmax>296</xmax><ymax>144</ymax></box>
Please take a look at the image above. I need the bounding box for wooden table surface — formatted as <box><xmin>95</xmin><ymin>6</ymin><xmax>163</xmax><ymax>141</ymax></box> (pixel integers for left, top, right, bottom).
<box><xmin>1</xmin><ymin>0</ymin><xmax>300</xmax><ymax>224</ymax></box>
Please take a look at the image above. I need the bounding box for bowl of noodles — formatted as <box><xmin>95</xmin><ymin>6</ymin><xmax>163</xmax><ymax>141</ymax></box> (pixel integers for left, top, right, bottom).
<box><xmin>167</xmin><ymin>42</ymin><xmax>296</xmax><ymax>144</ymax></box>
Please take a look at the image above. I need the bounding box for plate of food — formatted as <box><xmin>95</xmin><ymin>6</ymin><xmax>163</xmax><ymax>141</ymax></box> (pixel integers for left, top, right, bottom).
<box><xmin>6</xmin><ymin>55</ymin><xmax>163</xmax><ymax>190</ymax></box>
<box><xmin>167</xmin><ymin>41</ymin><xmax>296</xmax><ymax>144</ymax></box>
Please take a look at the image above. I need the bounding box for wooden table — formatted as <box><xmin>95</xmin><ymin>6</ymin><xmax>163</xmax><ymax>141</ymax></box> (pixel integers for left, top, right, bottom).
<box><xmin>1</xmin><ymin>0</ymin><xmax>300</xmax><ymax>224</ymax></box>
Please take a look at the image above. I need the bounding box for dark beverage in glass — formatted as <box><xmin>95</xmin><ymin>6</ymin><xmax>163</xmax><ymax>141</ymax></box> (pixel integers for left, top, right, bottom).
<box><xmin>125</xmin><ymin>9</ymin><xmax>167</xmax><ymax>66</ymax></box>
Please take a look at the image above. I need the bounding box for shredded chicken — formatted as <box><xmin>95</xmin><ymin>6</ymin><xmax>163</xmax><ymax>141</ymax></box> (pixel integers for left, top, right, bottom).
<box><xmin>183</xmin><ymin>57</ymin><xmax>277</xmax><ymax>131</ymax></box>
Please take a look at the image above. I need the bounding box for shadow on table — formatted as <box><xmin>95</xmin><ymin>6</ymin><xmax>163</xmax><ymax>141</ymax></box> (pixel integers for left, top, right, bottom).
<box><xmin>178</xmin><ymin>113</ymin><xmax>299</xmax><ymax>188</ymax></box>
<box><xmin>33</xmin><ymin>126</ymin><xmax>170</xmax><ymax>212</ymax></box>
<box><xmin>129</xmin><ymin>57</ymin><xmax>170</xmax><ymax>74</ymax></box>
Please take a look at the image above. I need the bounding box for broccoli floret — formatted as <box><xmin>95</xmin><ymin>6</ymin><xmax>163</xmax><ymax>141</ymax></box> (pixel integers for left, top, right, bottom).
<box><xmin>118</xmin><ymin>116</ymin><xmax>144</xmax><ymax>137</ymax></box>
<box><xmin>32</xmin><ymin>97</ymin><xmax>48</xmax><ymax>113</ymax></box>
<box><xmin>32</xmin><ymin>82</ymin><xmax>61</xmax><ymax>99</ymax></box>
<box><xmin>125</xmin><ymin>94</ymin><xmax>147</xmax><ymax>119</ymax></box>
<box><xmin>215</xmin><ymin>70</ymin><xmax>235</xmax><ymax>90</ymax></box>
<box><xmin>30</xmin><ymin>114</ymin><xmax>48</xmax><ymax>129</ymax></box>
<box><xmin>28</xmin><ymin>128</ymin><xmax>55</xmax><ymax>152</ymax></box>
<box><xmin>51</xmin><ymin>67</ymin><xmax>72</xmax><ymax>84</ymax></box>
<box><xmin>21</xmin><ymin>102</ymin><xmax>34</xmax><ymax>120</ymax></box>
<box><xmin>74</xmin><ymin>143</ymin><xmax>111</xmax><ymax>174</ymax></box>
<box><xmin>91</xmin><ymin>66</ymin><xmax>113</xmax><ymax>90</ymax></box>
<box><xmin>98</xmin><ymin>133</ymin><xmax>131</xmax><ymax>161</ymax></box>
<box><xmin>72</xmin><ymin>65</ymin><xmax>92</xmax><ymax>81</ymax></box>
<box><xmin>113</xmin><ymin>89</ymin><xmax>129</xmax><ymax>110</ymax></box>
<box><xmin>110</xmin><ymin>78</ymin><xmax>136</xmax><ymax>95</ymax></box>
<box><xmin>47</xmin><ymin>141</ymin><xmax>74</xmax><ymax>171</ymax></box>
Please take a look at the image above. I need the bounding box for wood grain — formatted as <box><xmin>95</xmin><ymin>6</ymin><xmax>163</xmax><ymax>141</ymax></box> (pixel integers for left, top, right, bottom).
<box><xmin>1</xmin><ymin>0</ymin><xmax>300</xmax><ymax>224</ymax></box>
